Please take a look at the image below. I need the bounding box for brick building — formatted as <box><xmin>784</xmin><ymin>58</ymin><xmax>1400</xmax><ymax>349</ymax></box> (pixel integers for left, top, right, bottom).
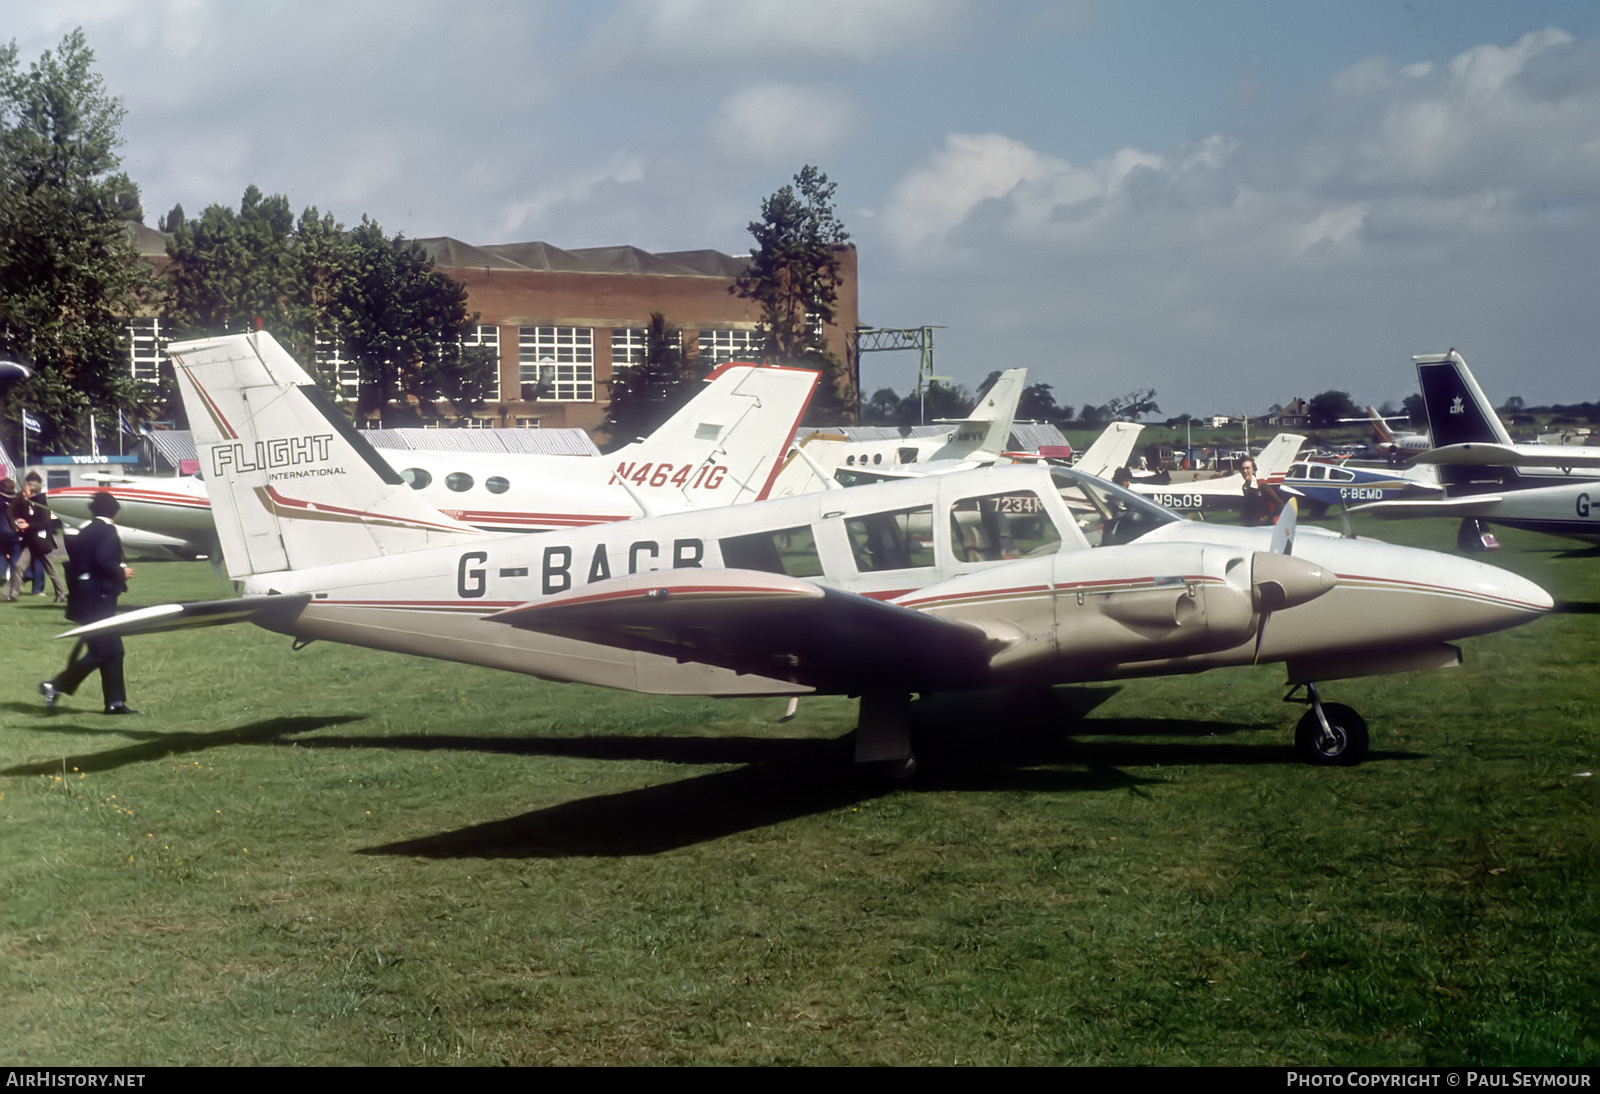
<box><xmin>128</xmin><ymin>226</ymin><xmax>860</xmax><ymax>435</ymax></box>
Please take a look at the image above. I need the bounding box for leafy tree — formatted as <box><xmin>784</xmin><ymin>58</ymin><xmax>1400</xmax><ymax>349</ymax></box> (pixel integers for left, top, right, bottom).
<box><xmin>920</xmin><ymin>380</ymin><xmax>974</xmax><ymax>421</ymax></box>
<box><xmin>1308</xmin><ymin>389</ymin><xmax>1359</xmax><ymax>429</ymax></box>
<box><xmin>602</xmin><ymin>313</ymin><xmax>705</xmax><ymax>447</ymax></box>
<box><xmin>334</xmin><ymin>217</ymin><xmax>492</xmax><ymax>426</ymax></box>
<box><xmin>861</xmin><ymin>386</ymin><xmax>904</xmax><ymax>425</ymax></box>
<box><xmin>1106</xmin><ymin>387</ymin><xmax>1161</xmax><ymax>422</ymax></box>
<box><xmin>165</xmin><ymin>185</ymin><xmax>299</xmax><ymax>339</ymax></box>
<box><xmin>0</xmin><ymin>29</ymin><xmax>153</xmax><ymax>451</ymax></box>
<box><xmin>732</xmin><ymin>165</ymin><xmax>855</xmax><ymax>419</ymax></box>
<box><xmin>1402</xmin><ymin>392</ymin><xmax>1427</xmax><ymax>429</ymax></box>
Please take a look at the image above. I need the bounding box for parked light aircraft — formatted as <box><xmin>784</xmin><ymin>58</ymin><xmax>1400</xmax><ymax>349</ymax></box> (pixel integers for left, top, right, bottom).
<box><xmin>1280</xmin><ymin>459</ymin><xmax>1440</xmax><ymax>519</ymax></box>
<box><xmin>1358</xmin><ymin>406</ymin><xmax>1430</xmax><ymax>461</ymax></box>
<box><xmin>49</xmin><ymin>334</ymin><xmax>818</xmax><ymax>554</ymax></box>
<box><xmin>62</xmin><ymin>331</ymin><xmax>1552</xmax><ymax>774</ymax></box>
<box><xmin>1130</xmin><ymin>433</ymin><xmax>1305</xmax><ymax>517</ymax></box>
<box><xmin>1352</xmin><ymin>351</ymin><xmax>1600</xmax><ymax>547</ymax></box>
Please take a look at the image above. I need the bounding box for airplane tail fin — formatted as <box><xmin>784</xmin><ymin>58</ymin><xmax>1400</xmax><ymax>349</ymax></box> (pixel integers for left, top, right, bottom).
<box><xmin>933</xmin><ymin>368</ymin><xmax>1027</xmax><ymax>459</ymax></box>
<box><xmin>607</xmin><ymin>362</ymin><xmax>818</xmax><ymax>506</ymax></box>
<box><xmin>1365</xmin><ymin>405</ymin><xmax>1397</xmax><ymax>447</ymax></box>
<box><xmin>1073</xmin><ymin>421</ymin><xmax>1145</xmax><ymax>480</ymax></box>
<box><xmin>168</xmin><ymin>331</ymin><xmax>484</xmax><ymax>579</ymax></box>
<box><xmin>1415</xmin><ymin>350</ymin><xmax>1515</xmax><ymax>449</ymax></box>
<box><xmin>1254</xmin><ymin>433</ymin><xmax>1306</xmax><ymax>483</ymax></box>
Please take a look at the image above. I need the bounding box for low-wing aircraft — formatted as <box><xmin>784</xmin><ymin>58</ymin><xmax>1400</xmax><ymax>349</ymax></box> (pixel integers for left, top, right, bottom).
<box><xmin>1352</xmin><ymin>351</ymin><xmax>1600</xmax><ymax>548</ymax></box>
<box><xmin>62</xmin><ymin>330</ymin><xmax>1551</xmax><ymax>775</ymax></box>
<box><xmin>1279</xmin><ymin>459</ymin><xmax>1441</xmax><ymax>519</ymax></box>
<box><xmin>48</xmin><ymin>333</ymin><xmax>818</xmax><ymax>554</ymax></box>
<box><xmin>1129</xmin><ymin>433</ymin><xmax>1305</xmax><ymax>518</ymax></box>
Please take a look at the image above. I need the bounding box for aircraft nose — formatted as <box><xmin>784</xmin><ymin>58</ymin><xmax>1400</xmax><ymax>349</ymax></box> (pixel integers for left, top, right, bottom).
<box><xmin>1434</xmin><ymin>554</ymin><xmax>1554</xmax><ymax>635</ymax></box>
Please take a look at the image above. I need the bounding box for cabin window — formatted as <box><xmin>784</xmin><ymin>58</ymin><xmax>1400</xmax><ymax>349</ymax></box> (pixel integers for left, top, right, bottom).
<box><xmin>719</xmin><ymin>525</ymin><xmax>824</xmax><ymax>578</ymax></box>
<box><xmin>949</xmin><ymin>492</ymin><xmax>1061</xmax><ymax>562</ymax></box>
<box><xmin>1330</xmin><ymin>467</ymin><xmax>1355</xmax><ymax>482</ymax></box>
<box><xmin>401</xmin><ymin>467</ymin><xmax>432</xmax><ymax>490</ymax></box>
<box><xmin>485</xmin><ymin>476</ymin><xmax>510</xmax><ymax>494</ymax></box>
<box><xmin>446</xmin><ymin>472</ymin><xmax>474</xmax><ymax>492</ymax></box>
<box><xmin>846</xmin><ymin>506</ymin><xmax>934</xmax><ymax>572</ymax></box>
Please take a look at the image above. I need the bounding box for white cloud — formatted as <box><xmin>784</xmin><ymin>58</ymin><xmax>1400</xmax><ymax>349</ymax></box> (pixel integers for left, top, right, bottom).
<box><xmin>496</xmin><ymin>152</ymin><xmax>650</xmax><ymax>239</ymax></box>
<box><xmin>711</xmin><ymin>84</ymin><xmax>859</xmax><ymax>164</ymax></box>
<box><xmin>590</xmin><ymin>0</ymin><xmax>969</xmax><ymax>65</ymax></box>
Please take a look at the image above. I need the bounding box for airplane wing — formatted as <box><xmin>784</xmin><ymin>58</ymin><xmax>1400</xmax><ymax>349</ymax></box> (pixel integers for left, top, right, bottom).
<box><xmin>1415</xmin><ymin>443</ymin><xmax>1600</xmax><ymax>470</ymax></box>
<box><xmin>487</xmin><ymin>569</ymin><xmax>999</xmax><ymax>693</ymax></box>
<box><xmin>1347</xmin><ymin>496</ymin><xmax>1505</xmax><ymax>518</ymax></box>
<box><xmin>57</xmin><ymin>594</ymin><xmax>312</xmax><ymax>640</ymax></box>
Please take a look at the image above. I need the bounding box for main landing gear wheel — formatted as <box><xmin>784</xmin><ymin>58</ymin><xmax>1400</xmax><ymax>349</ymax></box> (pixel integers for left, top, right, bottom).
<box><xmin>1285</xmin><ymin>682</ymin><xmax>1370</xmax><ymax>766</ymax></box>
<box><xmin>1295</xmin><ymin>703</ymin><xmax>1369</xmax><ymax>766</ymax></box>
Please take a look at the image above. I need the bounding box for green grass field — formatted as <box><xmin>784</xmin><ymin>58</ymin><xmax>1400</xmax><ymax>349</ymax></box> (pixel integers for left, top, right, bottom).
<box><xmin>2</xmin><ymin>517</ymin><xmax>1596</xmax><ymax>1065</ymax></box>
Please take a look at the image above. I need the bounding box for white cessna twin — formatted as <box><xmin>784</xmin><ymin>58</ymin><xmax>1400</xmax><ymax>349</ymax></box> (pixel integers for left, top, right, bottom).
<box><xmin>68</xmin><ymin>332</ymin><xmax>1552</xmax><ymax>772</ymax></box>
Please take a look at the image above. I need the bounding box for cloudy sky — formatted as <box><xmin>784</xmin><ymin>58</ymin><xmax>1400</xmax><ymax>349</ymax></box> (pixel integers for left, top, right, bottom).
<box><xmin>6</xmin><ymin>0</ymin><xmax>1599</xmax><ymax>417</ymax></box>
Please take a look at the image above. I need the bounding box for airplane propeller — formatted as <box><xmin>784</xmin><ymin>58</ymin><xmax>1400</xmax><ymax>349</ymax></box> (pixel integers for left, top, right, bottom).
<box><xmin>1252</xmin><ymin>499</ymin><xmax>1334</xmax><ymax>663</ymax></box>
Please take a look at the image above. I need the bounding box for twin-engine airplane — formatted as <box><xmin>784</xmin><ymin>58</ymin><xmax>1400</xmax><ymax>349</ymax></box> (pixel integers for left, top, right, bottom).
<box><xmin>49</xmin><ymin>335</ymin><xmax>818</xmax><ymax>554</ymax></box>
<box><xmin>1352</xmin><ymin>351</ymin><xmax>1600</xmax><ymax>548</ymax></box>
<box><xmin>64</xmin><ymin>332</ymin><xmax>1552</xmax><ymax>772</ymax></box>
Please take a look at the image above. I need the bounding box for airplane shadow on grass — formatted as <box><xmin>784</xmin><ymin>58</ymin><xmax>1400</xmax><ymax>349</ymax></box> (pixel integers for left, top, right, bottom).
<box><xmin>3</xmin><ymin>688</ymin><xmax>1421</xmax><ymax>857</ymax></box>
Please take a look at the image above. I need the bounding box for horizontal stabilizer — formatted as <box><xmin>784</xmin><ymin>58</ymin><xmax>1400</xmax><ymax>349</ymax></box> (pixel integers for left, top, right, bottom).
<box><xmin>1416</xmin><ymin>443</ymin><xmax>1600</xmax><ymax>470</ymax></box>
<box><xmin>488</xmin><ymin>568</ymin><xmax>997</xmax><ymax>692</ymax></box>
<box><xmin>58</xmin><ymin>594</ymin><xmax>312</xmax><ymax>640</ymax></box>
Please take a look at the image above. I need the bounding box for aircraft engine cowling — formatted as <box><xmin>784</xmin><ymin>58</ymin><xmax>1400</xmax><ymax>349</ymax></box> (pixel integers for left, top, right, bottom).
<box><xmin>1040</xmin><ymin>543</ymin><xmax>1270</xmax><ymax>673</ymax></box>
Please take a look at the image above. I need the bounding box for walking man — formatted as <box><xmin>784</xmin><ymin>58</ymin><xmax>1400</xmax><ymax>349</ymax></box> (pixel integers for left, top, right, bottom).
<box><xmin>40</xmin><ymin>491</ymin><xmax>137</xmax><ymax>715</ymax></box>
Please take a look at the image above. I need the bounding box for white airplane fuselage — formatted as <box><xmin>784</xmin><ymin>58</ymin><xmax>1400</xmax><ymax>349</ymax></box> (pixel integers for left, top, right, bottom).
<box><xmin>225</xmin><ymin>465</ymin><xmax>1549</xmax><ymax>697</ymax></box>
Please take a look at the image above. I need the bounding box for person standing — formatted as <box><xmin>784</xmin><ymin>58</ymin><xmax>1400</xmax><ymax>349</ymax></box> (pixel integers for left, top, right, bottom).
<box><xmin>40</xmin><ymin>491</ymin><xmax>137</xmax><ymax>715</ymax></box>
<box><xmin>1239</xmin><ymin>456</ymin><xmax>1285</xmax><ymax>527</ymax></box>
<box><xmin>0</xmin><ymin>478</ymin><xmax>20</xmax><ymax>592</ymax></box>
<box><xmin>7</xmin><ymin>472</ymin><xmax>65</xmax><ymax>602</ymax></box>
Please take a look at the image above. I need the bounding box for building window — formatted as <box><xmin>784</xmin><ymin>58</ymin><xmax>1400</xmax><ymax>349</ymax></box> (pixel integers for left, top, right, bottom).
<box><xmin>514</xmin><ymin>417</ymin><xmax>541</xmax><ymax>429</ymax></box>
<box><xmin>461</xmin><ymin>324</ymin><xmax>501</xmax><ymax>401</ymax></box>
<box><xmin>519</xmin><ymin>326</ymin><xmax>593</xmax><ymax>401</ymax></box>
<box><xmin>314</xmin><ymin>328</ymin><xmax>359</xmax><ymax>401</ymax></box>
<box><xmin>697</xmin><ymin>327</ymin><xmax>763</xmax><ymax>365</ymax></box>
<box><xmin>612</xmin><ymin>327</ymin><xmax>647</xmax><ymax>368</ymax></box>
<box><xmin>126</xmin><ymin>317</ymin><xmax>166</xmax><ymax>385</ymax></box>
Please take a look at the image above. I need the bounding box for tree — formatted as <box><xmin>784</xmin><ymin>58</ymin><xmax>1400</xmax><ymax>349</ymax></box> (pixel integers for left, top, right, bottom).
<box><xmin>1402</xmin><ymin>393</ymin><xmax>1426</xmax><ymax>428</ymax></box>
<box><xmin>732</xmin><ymin>165</ymin><xmax>855</xmax><ymax>418</ymax></box>
<box><xmin>165</xmin><ymin>185</ymin><xmax>299</xmax><ymax>340</ymax></box>
<box><xmin>0</xmin><ymin>29</ymin><xmax>153</xmax><ymax>451</ymax></box>
<box><xmin>602</xmin><ymin>312</ymin><xmax>706</xmax><ymax>446</ymax></box>
<box><xmin>1106</xmin><ymin>388</ymin><xmax>1161</xmax><ymax>421</ymax></box>
<box><xmin>335</xmin><ymin>217</ymin><xmax>492</xmax><ymax>426</ymax></box>
<box><xmin>1307</xmin><ymin>389</ymin><xmax>1359</xmax><ymax>429</ymax></box>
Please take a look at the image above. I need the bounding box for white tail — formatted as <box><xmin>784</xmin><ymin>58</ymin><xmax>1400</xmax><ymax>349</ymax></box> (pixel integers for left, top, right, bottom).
<box><xmin>604</xmin><ymin>361</ymin><xmax>818</xmax><ymax>507</ymax></box>
<box><xmin>168</xmin><ymin>331</ymin><xmax>484</xmax><ymax>579</ymax></box>
<box><xmin>1255</xmin><ymin>433</ymin><xmax>1306</xmax><ymax>483</ymax></box>
<box><xmin>1074</xmin><ymin>421</ymin><xmax>1145</xmax><ymax>479</ymax></box>
<box><xmin>932</xmin><ymin>367</ymin><xmax>1026</xmax><ymax>461</ymax></box>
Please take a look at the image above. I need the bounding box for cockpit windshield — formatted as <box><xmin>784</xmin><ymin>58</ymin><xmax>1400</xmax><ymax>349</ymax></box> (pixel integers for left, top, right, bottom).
<box><xmin>1048</xmin><ymin>467</ymin><xmax>1183</xmax><ymax>547</ymax></box>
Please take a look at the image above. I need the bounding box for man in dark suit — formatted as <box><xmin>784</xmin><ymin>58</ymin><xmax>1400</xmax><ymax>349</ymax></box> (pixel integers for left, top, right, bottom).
<box><xmin>40</xmin><ymin>491</ymin><xmax>138</xmax><ymax>714</ymax></box>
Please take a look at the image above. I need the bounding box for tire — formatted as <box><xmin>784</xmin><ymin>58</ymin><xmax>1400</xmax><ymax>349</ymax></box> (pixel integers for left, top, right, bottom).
<box><xmin>1295</xmin><ymin>703</ymin><xmax>1370</xmax><ymax>766</ymax></box>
